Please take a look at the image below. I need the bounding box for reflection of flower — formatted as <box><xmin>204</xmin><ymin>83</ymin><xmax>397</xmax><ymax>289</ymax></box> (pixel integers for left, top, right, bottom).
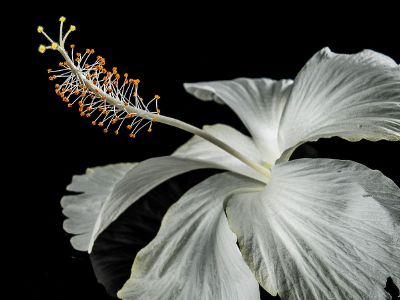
<box><xmin>40</xmin><ymin>17</ymin><xmax>400</xmax><ymax>300</ymax></box>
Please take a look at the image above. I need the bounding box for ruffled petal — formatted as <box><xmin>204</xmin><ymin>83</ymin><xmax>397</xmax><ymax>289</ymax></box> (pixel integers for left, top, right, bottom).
<box><xmin>226</xmin><ymin>158</ymin><xmax>400</xmax><ymax>299</ymax></box>
<box><xmin>173</xmin><ymin>124</ymin><xmax>266</xmax><ymax>182</ymax></box>
<box><xmin>118</xmin><ymin>173</ymin><xmax>263</xmax><ymax>300</ymax></box>
<box><xmin>278</xmin><ymin>48</ymin><xmax>400</xmax><ymax>160</ymax></box>
<box><xmin>61</xmin><ymin>163</ymin><xmax>135</xmax><ymax>251</ymax></box>
<box><xmin>184</xmin><ymin>78</ymin><xmax>293</xmax><ymax>164</ymax></box>
<box><xmin>62</xmin><ymin>157</ymin><xmax>214</xmax><ymax>253</ymax></box>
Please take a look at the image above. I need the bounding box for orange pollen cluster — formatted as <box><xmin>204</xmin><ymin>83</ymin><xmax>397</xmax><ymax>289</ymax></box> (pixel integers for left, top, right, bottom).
<box><xmin>49</xmin><ymin>46</ymin><xmax>161</xmax><ymax>138</ymax></box>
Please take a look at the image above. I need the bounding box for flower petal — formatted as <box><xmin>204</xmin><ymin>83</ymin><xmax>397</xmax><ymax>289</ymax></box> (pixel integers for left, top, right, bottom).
<box><xmin>90</xmin><ymin>170</ymin><xmax>216</xmax><ymax>297</ymax></box>
<box><xmin>278</xmin><ymin>48</ymin><xmax>400</xmax><ymax>160</ymax></box>
<box><xmin>173</xmin><ymin>124</ymin><xmax>266</xmax><ymax>182</ymax></box>
<box><xmin>62</xmin><ymin>157</ymin><xmax>214</xmax><ymax>253</ymax></box>
<box><xmin>118</xmin><ymin>173</ymin><xmax>263</xmax><ymax>300</ymax></box>
<box><xmin>226</xmin><ymin>158</ymin><xmax>400</xmax><ymax>299</ymax></box>
<box><xmin>184</xmin><ymin>78</ymin><xmax>293</xmax><ymax>164</ymax></box>
<box><xmin>61</xmin><ymin>163</ymin><xmax>135</xmax><ymax>251</ymax></box>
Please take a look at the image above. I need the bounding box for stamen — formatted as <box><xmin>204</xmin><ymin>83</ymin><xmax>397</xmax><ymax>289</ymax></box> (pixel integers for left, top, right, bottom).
<box><xmin>43</xmin><ymin>42</ymin><xmax>160</xmax><ymax>138</ymax></box>
<box><xmin>37</xmin><ymin>17</ymin><xmax>271</xmax><ymax>179</ymax></box>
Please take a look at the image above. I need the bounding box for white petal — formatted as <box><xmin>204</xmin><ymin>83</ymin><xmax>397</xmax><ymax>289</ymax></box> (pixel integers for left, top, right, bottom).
<box><xmin>61</xmin><ymin>163</ymin><xmax>135</xmax><ymax>251</ymax></box>
<box><xmin>62</xmin><ymin>157</ymin><xmax>214</xmax><ymax>253</ymax></box>
<box><xmin>173</xmin><ymin>124</ymin><xmax>266</xmax><ymax>182</ymax></box>
<box><xmin>118</xmin><ymin>173</ymin><xmax>263</xmax><ymax>300</ymax></box>
<box><xmin>184</xmin><ymin>78</ymin><xmax>293</xmax><ymax>164</ymax></box>
<box><xmin>279</xmin><ymin>48</ymin><xmax>400</xmax><ymax>160</ymax></box>
<box><xmin>226</xmin><ymin>158</ymin><xmax>400</xmax><ymax>299</ymax></box>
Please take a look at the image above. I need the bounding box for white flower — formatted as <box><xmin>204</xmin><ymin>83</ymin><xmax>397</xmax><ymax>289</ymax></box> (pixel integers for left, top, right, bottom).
<box><xmin>37</xmin><ymin>14</ymin><xmax>400</xmax><ymax>300</ymax></box>
<box><xmin>60</xmin><ymin>48</ymin><xmax>400</xmax><ymax>300</ymax></box>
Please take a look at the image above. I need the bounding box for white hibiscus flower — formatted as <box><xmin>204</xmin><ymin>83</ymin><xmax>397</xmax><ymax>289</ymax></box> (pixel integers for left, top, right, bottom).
<box><xmin>38</xmin><ymin>18</ymin><xmax>400</xmax><ymax>300</ymax></box>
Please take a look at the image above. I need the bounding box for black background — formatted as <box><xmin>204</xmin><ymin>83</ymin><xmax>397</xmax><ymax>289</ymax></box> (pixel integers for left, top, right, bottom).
<box><xmin>16</xmin><ymin>4</ymin><xmax>400</xmax><ymax>299</ymax></box>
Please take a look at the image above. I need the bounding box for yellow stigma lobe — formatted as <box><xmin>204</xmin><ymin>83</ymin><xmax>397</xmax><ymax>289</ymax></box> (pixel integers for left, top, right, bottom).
<box><xmin>38</xmin><ymin>45</ymin><xmax>46</xmax><ymax>53</ymax></box>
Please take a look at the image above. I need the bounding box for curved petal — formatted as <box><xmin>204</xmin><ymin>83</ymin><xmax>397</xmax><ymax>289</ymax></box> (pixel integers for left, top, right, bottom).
<box><xmin>61</xmin><ymin>163</ymin><xmax>135</xmax><ymax>251</ymax></box>
<box><xmin>89</xmin><ymin>170</ymin><xmax>216</xmax><ymax>297</ymax></box>
<box><xmin>184</xmin><ymin>78</ymin><xmax>293</xmax><ymax>164</ymax></box>
<box><xmin>118</xmin><ymin>173</ymin><xmax>263</xmax><ymax>300</ymax></box>
<box><xmin>173</xmin><ymin>124</ymin><xmax>266</xmax><ymax>182</ymax></box>
<box><xmin>226</xmin><ymin>158</ymin><xmax>400</xmax><ymax>299</ymax></box>
<box><xmin>278</xmin><ymin>48</ymin><xmax>400</xmax><ymax>160</ymax></box>
<box><xmin>62</xmin><ymin>157</ymin><xmax>215</xmax><ymax>253</ymax></box>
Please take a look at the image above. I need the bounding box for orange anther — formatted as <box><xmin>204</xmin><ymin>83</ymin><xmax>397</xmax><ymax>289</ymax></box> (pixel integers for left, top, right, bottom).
<box><xmin>92</xmin><ymin>121</ymin><xmax>97</xmax><ymax>125</ymax></box>
<box><xmin>98</xmin><ymin>122</ymin><xmax>104</xmax><ymax>127</ymax></box>
<box><xmin>47</xmin><ymin>69</ymin><xmax>52</xmax><ymax>73</ymax></box>
<box><xmin>124</xmin><ymin>73</ymin><xmax>128</xmax><ymax>78</ymax></box>
<box><xmin>70</xmin><ymin>44</ymin><xmax>75</xmax><ymax>49</ymax></box>
<box><xmin>147</xmin><ymin>128</ymin><xmax>152</xmax><ymax>133</ymax></box>
<box><xmin>127</xmin><ymin>125</ymin><xmax>133</xmax><ymax>130</ymax></box>
<box><xmin>55</xmin><ymin>84</ymin><xmax>60</xmax><ymax>88</ymax></box>
<box><xmin>114</xmin><ymin>130</ymin><xmax>119</xmax><ymax>135</ymax></box>
<box><xmin>129</xmin><ymin>133</ymin><xmax>136</xmax><ymax>139</ymax></box>
<box><xmin>103</xmin><ymin>128</ymin><xmax>108</xmax><ymax>133</ymax></box>
<box><xmin>154</xmin><ymin>95</ymin><xmax>160</xmax><ymax>100</ymax></box>
<box><xmin>133</xmin><ymin>79</ymin><xmax>140</xmax><ymax>85</ymax></box>
<box><xmin>68</xmin><ymin>103</ymin><xmax>73</xmax><ymax>108</ymax></box>
<box><xmin>80</xmin><ymin>112</ymin><xmax>85</xmax><ymax>116</ymax></box>
<box><xmin>86</xmin><ymin>113</ymin><xmax>91</xmax><ymax>118</ymax></box>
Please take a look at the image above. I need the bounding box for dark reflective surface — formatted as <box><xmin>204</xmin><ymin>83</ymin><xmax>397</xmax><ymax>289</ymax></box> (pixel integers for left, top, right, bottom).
<box><xmin>21</xmin><ymin>6</ymin><xmax>400</xmax><ymax>300</ymax></box>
